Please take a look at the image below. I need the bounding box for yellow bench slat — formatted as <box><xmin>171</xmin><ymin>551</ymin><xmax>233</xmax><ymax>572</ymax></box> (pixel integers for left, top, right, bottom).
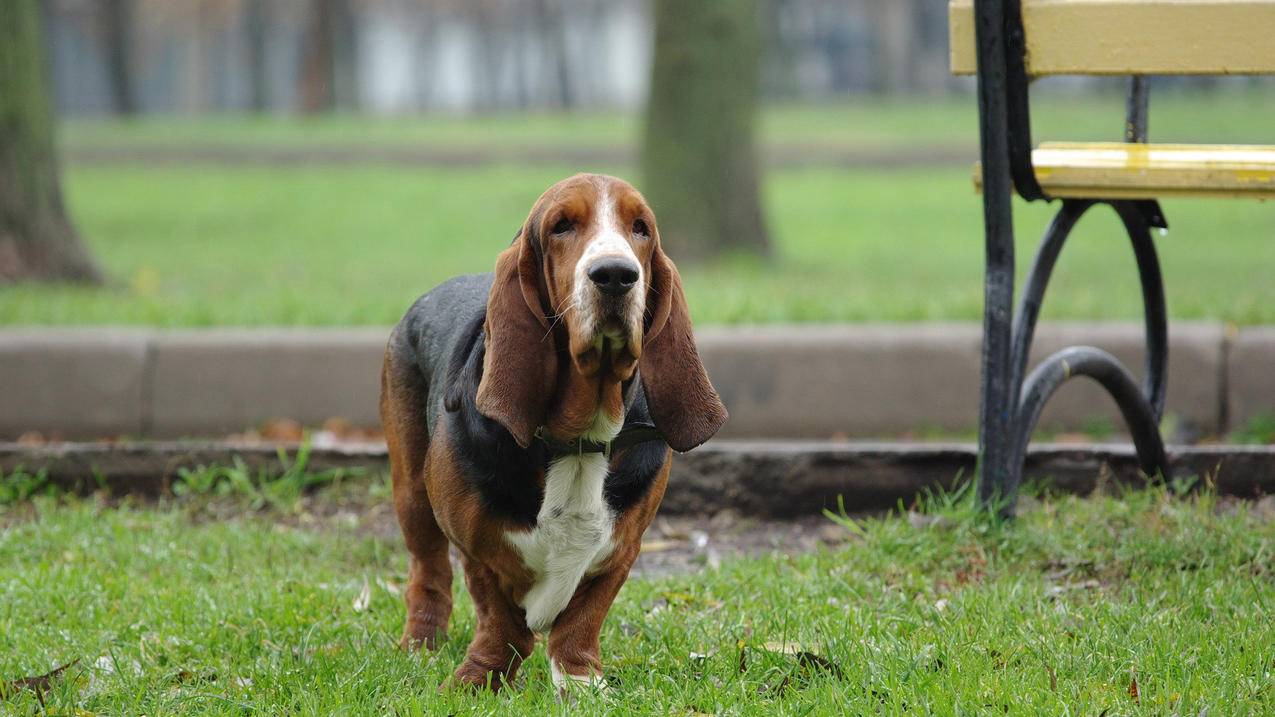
<box><xmin>950</xmin><ymin>0</ymin><xmax>1275</xmax><ymax>76</ymax></box>
<box><xmin>973</xmin><ymin>143</ymin><xmax>1275</xmax><ymax>199</ymax></box>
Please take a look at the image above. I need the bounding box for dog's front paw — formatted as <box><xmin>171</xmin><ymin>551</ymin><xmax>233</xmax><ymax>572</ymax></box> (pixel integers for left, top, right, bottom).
<box><xmin>551</xmin><ymin>662</ymin><xmax>609</xmax><ymax>701</ymax></box>
<box><xmin>450</xmin><ymin>659</ymin><xmax>515</xmax><ymax>692</ymax></box>
<box><xmin>400</xmin><ymin>620</ymin><xmax>448</xmax><ymax>652</ymax></box>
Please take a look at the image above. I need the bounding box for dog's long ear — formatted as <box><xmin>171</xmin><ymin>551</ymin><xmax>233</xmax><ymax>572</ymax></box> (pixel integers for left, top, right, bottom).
<box><xmin>639</xmin><ymin>246</ymin><xmax>728</xmax><ymax>452</ymax></box>
<box><xmin>476</xmin><ymin>219</ymin><xmax>557</xmax><ymax>448</ymax></box>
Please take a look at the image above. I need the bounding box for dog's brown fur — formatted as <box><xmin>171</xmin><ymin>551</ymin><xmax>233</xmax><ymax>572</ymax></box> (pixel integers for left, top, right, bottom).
<box><xmin>381</xmin><ymin>174</ymin><xmax>725</xmax><ymax>691</ymax></box>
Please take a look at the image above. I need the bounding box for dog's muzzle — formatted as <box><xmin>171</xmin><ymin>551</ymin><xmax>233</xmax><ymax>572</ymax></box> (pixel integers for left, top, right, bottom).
<box><xmin>586</xmin><ymin>258</ymin><xmax>639</xmax><ymax>297</ymax></box>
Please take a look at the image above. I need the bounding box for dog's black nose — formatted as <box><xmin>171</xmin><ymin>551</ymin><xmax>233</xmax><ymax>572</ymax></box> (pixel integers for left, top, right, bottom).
<box><xmin>587</xmin><ymin>258</ymin><xmax>639</xmax><ymax>296</ymax></box>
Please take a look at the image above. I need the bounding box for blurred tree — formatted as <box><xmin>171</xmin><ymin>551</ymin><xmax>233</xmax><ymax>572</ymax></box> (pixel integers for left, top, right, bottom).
<box><xmin>300</xmin><ymin>0</ymin><xmax>356</xmax><ymax>113</ymax></box>
<box><xmin>102</xmin><ymin>0</ymin><xmax>137</xmax><ymax>115</ymax></box>
<box><xmin>0</xmin><ymin>0</ymin><xmax>102</xmax><ymax>284</ymax></box>
<box><xmin>641</xmin><ymin>0</ymin><xmax>771</xmax><ymax>262</ymax></box>
<box><xmin>533</xmin><ymin>0</ymin><xmax>574</xmax><ymax>108</ymax></box>
<box><xmin>244</xmin><ymin>0</ymin><xmax>269</xmax><ymax>113</ymax></box>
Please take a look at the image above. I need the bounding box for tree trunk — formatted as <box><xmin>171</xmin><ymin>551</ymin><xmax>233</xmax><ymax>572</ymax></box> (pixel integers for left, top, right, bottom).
<box><xmin>301</xmin><ymin>0</ymin><xmax>356</xmax><ymax>114</ymax></box>
<box><xmin>0</xmin><ymin>0</ymin><xmax>102</xmax><ymax>284</ymax></box>
<box><xmin>300</xmin><ymin>0</ymin><xmax>333</xmax><ymax>113</ymax></box>
<box><xmin>244</xmin><ymin>0</ymin><xmax>269</xmax><ymax>113</ymax></box>
<box><xmin>640</xmin><ymin>0</ymin><xmax>771</xmax><ymax>262</ymax></box>
<box><xmin>101</xmin><ymin>0</ymin><xmax>136</xmax><ymax>115</ymax></box>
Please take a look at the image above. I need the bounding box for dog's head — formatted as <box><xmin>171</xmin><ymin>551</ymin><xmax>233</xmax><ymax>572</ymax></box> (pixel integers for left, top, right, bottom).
<box><xmin>475</xmin><ymin>173</ymin><xmax>727</xmax><ymax>452</ymax></box>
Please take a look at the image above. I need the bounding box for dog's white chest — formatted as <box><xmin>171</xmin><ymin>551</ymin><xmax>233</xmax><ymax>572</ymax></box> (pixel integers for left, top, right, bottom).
<box><xmin>506</xmin><ymin>452</ymin><xmax>616</xmax><ymax>633</ymax></box>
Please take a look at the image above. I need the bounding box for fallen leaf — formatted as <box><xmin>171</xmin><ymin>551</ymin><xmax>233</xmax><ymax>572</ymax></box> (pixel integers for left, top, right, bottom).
<box><xmin>15</xmin><ymin>431</ymin><xmax>46</xmax><ymax>446</ymax></box>
<box><xmin>795</xmin><ymin>651</ymin><xmax>846</xmax><ymax>680</ymax></box>
<box><xmin>1048</xmin><ymin>579</ymin><xmax>1101</xmax><ymax>599</ymax></box>
<box><xmin>169</xmin><ymin>669</ymin><xmax>217</xmax><ymax>685</ymax></box>
<box><xmin>0</xmin><ymin>659</ymin><xmax>80</xmax><ymax>699</ymax></box>
<box><xmin>654</xmin><ymin>518</ymin><xmax>689</xmax><ymax>540</ymax></box>
<box><xmin>130</xmin><ymin>266</ymin><xmax>160</xmax><ymax>296</ymax></box>
<box><xmin>761</xmin><ymin>640</ymin><xmax>816</xmax><ymax>655</ymax></box>
<box><xmin>260</xmin><ymin>418</ymin><xmax>304</xmax><ymax>442</ymax></box>
<box><xmin>639</xmin><ymin>539</ymin><xmax>680</xmax><ymax>553</ymax></box>
<box><xmin>907</xmin><ymin>512</ymin><xmax>952</xmax><ymax>530</ymax></box>
<box><xmin>375</xmin><ymin>577</ymin><xmax>402</xmax><ymax>597</ymax></box>
<box><xmin>352</xmin><ymin>577</ymin><xmax>371</xmax><ymax>612</ymax></box>
<box><xmin>817</xmin><ymin>524</ymin><xmax>849</xmax><ymax>545</ymax></box>
<box><xmin>1127</xmin><ymin>672</ymin><xmax>1140</xmax><ymax>704</ymax></box>
<box><xmin>660</xmin><ymin>591</ymin><xmax>695</xmax><ymax>604</ymax></box>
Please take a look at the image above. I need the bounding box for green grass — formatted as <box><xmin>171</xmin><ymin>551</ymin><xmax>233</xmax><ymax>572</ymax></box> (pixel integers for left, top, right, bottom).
<box><xmin>61</xmin><ymin>86</ymin><xmax>1275</xmax><ymax>150</ymax></box>
<box><xmin>4</xmin><ymin>89</ymin><xmax>1273</xmax><ymax>327</ymax></box>
<box><xmin>1</xmin><ymin>162</ymin><xmax>1271</xmax><ymax>326</ymax></box>
<box><xmin>1</xmin><ymin>478</ymin><xmax>1271</xmax><ymax>714</ymax></box>
<box><xmin>1231</xmin><ymin>413</ymin><xmax>1275</xmax><ymax>445</ymax></box>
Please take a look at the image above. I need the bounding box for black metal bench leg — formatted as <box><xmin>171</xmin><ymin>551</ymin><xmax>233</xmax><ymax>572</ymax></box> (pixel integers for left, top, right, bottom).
<box><xmin>970</xmin><ymin>0</ymin><xmax>1171</xmax><ymax>512</ymax></box>
<box><xmin>977</xmin><ymin>211</ymin><xmax>1015</xmax><ymax>508</ymax></box>
<box><xmin>987</xmin><ymin>199</ymin><xmax>1172</xmax><ymax>511</ymax></box>
<box><xmin>973</xmin><ymin>0</ymin><xmax>1017</xmax><ymax>508</ymax></box>
<box><xmin>1111</xmin><ymin>200</ymin><xmax>1169</xmax><ymax>419</ymax></box>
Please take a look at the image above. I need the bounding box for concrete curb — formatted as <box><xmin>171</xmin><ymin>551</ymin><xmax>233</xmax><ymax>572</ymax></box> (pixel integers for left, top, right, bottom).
<box><xmin>1</xmin><ymin>323</ymin><xmax>1269</xmax><ymax>440</ymax></box>
<box><xmin>3</xmin><ymin>440</ymin><xmax>1272</xmax><ymax>516</ymax></box>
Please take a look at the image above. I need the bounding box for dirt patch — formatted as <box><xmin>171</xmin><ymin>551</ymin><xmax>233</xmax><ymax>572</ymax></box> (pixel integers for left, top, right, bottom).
<box><xmin>186</xmin><ymin>488</ymin><xmax>857</xmax><ymax>578</ymax></box>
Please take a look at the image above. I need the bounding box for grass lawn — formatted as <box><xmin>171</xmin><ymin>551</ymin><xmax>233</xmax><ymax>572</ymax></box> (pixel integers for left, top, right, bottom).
<box><xmin>3</xmin><ymin>89</ymin><xmax>1272</xmax><ymax>327</ymax></box>
<box><xmin>61</xmin><ymin>87</ymin><xmax>1275</xmax><ymax>151</ymax></box>
<box><xmin>0</xmin><ymin>163</ymin><xmax>1270</xmax><ymax>327</ymax></box>
<box><xmin>0</xmin><ymin>477</ymin><xmax>1271</xmax><ymax>714</ymax></box>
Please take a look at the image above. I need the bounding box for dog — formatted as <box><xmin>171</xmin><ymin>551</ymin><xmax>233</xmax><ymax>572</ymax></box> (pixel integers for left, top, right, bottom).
<box><xmin>380</xmin><ymin>173</ymin><xmax>727</xmax><ymax>692</ymax></box>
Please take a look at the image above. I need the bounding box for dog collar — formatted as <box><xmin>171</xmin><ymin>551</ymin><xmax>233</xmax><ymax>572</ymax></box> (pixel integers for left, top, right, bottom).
<box><xmin>534</xmin><ymin>423</ymin><xmax>665</xmax><ymax>458</ymax></box>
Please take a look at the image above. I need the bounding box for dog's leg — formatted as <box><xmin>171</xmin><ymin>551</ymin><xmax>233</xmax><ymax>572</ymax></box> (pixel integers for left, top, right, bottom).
<box><xmin>545</xmin><ymin>562</ymin><xmax>633</xmax><ymax>693</ymax></box>
<box><xmin>383</xmin><ymin>351</ymin><xmax>453</xmax><ymax>651</ymax></box>
<box><xmin>453</xmin><ymin>557</ymin><xmax>535</xmax><ymax>691</ymax></box>
<box><xmin>395</xmin><ymin>480</ymin><xmax>452</xmax><ymax>652</ymax></box>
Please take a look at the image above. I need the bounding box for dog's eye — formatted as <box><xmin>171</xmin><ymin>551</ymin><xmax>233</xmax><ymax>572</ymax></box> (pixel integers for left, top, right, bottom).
<box><xmin>551</xmin><ymin>218</ymin><xmax>574</xmax><ymax>235</ymax></box>
<box><xmin>632</xmin><ymin>218</ymin><xmax>650</xmax><ymax>238</ymax></box>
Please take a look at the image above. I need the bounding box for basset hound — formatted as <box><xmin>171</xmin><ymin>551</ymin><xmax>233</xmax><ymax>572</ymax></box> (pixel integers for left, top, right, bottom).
<box><xmin>379</xmin><ymin>173</ymin><xmax>727</xmax><ymax>692</ymax></box>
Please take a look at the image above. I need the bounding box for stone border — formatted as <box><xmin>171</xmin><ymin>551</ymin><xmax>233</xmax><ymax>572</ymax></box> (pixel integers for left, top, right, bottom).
<box><xmin>2</xmin><ymin>440</ymin><xmax>1271</xmax><ymax>516</ymax></box>
<box><xmin>0</xmin><ymin>323</ymin><xmax>1269</xmax><ymax>440</ymax></box>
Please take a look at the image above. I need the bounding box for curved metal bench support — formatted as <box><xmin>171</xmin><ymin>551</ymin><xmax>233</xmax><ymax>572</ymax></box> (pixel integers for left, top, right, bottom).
<box><xmin>970</xmin><ymin>0</ymin><xmax>1174</xmax><ymax>513</ymax></box>
<box><xmin>1010</xmin><ymin>200</ymin><xmax>1169</xmax><ymax>420</ymax></box>
<box><xmin>982</xmin><ymin>198</ymin><xmax>1172</xmax><ymax>512</ymax></box>
<box><xmin>1006</xmin><ymin>347</ymin><xmax>1169</xmax><ymax>504</ymax></box>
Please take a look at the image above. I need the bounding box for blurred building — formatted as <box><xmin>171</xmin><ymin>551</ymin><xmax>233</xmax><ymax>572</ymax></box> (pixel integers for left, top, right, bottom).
<box><xmin>43</xmin><ymin>0</ymin><xmax>963</xmax><ymax>116</ymax></box>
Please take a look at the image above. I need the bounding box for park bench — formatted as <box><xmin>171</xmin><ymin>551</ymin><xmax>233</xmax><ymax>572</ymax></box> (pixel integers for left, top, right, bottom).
<box><xmin>948</xmin><ymin>0</ymin><xmax>1275</xmax><ymax>511</ymax></box>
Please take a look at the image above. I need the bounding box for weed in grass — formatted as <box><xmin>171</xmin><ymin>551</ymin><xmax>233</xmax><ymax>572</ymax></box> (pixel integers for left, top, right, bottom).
<box><xmin>1230</xmin><ymin>413</ymin><xmax>1275</xmax><ymax>445</ymax></box>
<box><xmin>173</xmin><ymin>438</ymin><xmax>362</xmax><ymax>513</ymax></box>
<box><xmin>0</xmin><ymin>467</ymin><xmax>52</xmax><ymax>506</ymax></box>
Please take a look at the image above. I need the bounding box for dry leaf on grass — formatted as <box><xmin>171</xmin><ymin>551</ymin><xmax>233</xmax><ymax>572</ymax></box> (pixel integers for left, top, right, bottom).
<box><xmin>375</xmin><ymin>576</ymin><xmax>402</xmax><ymax>597</ymax></box>
<box><xmin>352</xmin><ymin>577</ymin><xmax>371</xmax><ymax>612</ymax></box>
<box><xmin>743</xmin><ymin>641</ymin><xmax>846</xmax><ymax>682</ymax></box>
<box><xmin>0</xmin><ymin>659</ymin><xmax>80</xmax><ymax>700</ymax></box>
<box><xmin>639</xmin><ymin>539</ymin><xmax>681</xmax><ymax>553</ymax></box>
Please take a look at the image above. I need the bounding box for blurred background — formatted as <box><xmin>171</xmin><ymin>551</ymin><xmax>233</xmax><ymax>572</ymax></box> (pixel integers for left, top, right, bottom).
<box><xmin>2</xmin><ymin>0</ymin><xmax>1273</xmax><ymax>443</ymax></box>
<box><xmin>46</xmin><ymin>0</ymin><xmax>956</xmax><ymax>115</ymax></box>
<box><xmin>4</xmin><ymin>0</ymin><xmax>1272</xmax><ymax>327</ymax></box>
